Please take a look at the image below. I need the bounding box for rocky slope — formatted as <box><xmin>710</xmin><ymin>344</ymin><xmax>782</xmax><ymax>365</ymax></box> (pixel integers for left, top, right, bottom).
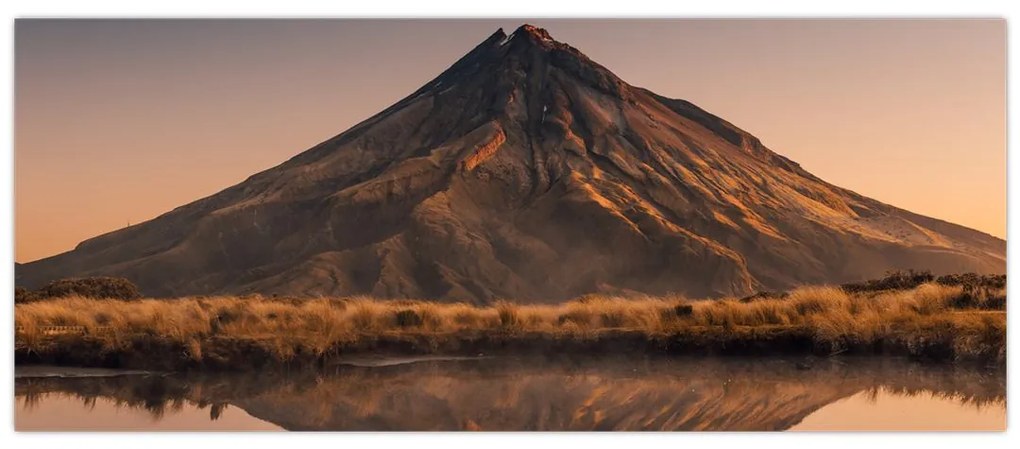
<box><xmin>16</xmin><ymin>24</ymin><xmax>1006</xmax><ymax>302</ymax></box>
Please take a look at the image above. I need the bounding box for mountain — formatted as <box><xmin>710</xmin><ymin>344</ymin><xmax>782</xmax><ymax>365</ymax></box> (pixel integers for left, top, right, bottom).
<box><xmin>15</xmin><ymin>24</ymin><xmax>1005</xmax><ymax>302</ymax></box>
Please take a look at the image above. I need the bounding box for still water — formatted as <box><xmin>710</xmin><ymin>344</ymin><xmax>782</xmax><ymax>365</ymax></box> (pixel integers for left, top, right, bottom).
<box><xmin>15</xmin><ymin>356</ymin><xmax>1005</xmax><ymax>431</ymax></box>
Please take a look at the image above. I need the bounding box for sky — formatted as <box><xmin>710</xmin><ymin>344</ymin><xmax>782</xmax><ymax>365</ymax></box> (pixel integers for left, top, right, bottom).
<box><xmin>14</xmin><ymin>19</ymin><xmax>1006</xmax><ymax>263</ymax></box>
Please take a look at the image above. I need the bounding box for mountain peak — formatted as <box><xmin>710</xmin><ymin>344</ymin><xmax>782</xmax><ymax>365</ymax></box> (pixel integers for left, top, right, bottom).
<box><xmin>486</xmin><ymin>27</ymin><xmax>507</xmax><ymax>42</ymax></box>
<box><xmin>514</xmin><ymin>24</ymin><xmax>554</xmax><ymax>42</ymax></box>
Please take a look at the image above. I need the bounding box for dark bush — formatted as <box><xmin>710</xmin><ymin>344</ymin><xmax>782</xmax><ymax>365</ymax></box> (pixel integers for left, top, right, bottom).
<box><xmin>842</xmin><ymin>271</ymin><xmax>1007</xmax><ymax>306</ymax></box>
<box><xmin>984</xmin><ymin>295</ymin><xmax>1007</xmax><ymax>311</ymax></box>
<box><xmin>938</xmin><ymin>274</ymin><xmax>1007</xmax><ymax>311</ymax></box>
<box><xmin>841</xmin><ymin>270</ymin><xmax>935</xmax><ymax>293</ymax></box>
<box><xmin>672</xmin><ymin>304</ymin><xmax>694</xmax><ymax>317</ymax></box>
<box><xmin>739</xmin><ymin>291</ymin><xmax>789</xmax><ymax>303</ymax></box>
<box><xmin>35</xmin><ymin>277</ymin><xmax>142</xmax><ymax>301</ymax></box>
<box><xmin>936</xmin><ymin>273</ymin><xmax>1006</xmax><ymax>290</ymax></box>
<box><xmin>949</xmin><ymin>291</ymin><xmax>980</xmax><ymax>309</ymax></box>
<box><xmin>14</xmin><ymin>286</ymin><xmax>37</xmax><ymax>304</ymax></box>
<box><xmin>394</xmin><ymin>309</ymin><xmax>423</xmax><ymax>327</ymax></box>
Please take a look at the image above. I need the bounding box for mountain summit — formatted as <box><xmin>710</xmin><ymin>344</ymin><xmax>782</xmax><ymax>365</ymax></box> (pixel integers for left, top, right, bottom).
<box><xmin>17</xmin><ymin>25</ymin><xmax>1006</xmax><ymax>302</ymax></box>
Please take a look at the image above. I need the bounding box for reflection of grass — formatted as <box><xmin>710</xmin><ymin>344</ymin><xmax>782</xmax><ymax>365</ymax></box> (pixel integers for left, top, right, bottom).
<box><xmin>859</xmin><ymin>386</ymin><xmax>1006</xmax><ymax>410</ymax></box>
<box><xmin>14</xmin><ymin>357</ymin><xmax>1006</xmax><ymax>431</ymax></box>
<box><xmin>18</xmin><ymin>389</ymin><xmax>206</xmax><ymax>421</ymax></box>
<box><xmin>15</xmin><ymin>283</ymin><xmax>1005</xmax><ymax>368</ymax></box>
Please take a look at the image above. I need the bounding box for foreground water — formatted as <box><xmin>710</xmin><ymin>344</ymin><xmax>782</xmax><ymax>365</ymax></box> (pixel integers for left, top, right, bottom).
<box><xmin>15</xmin><ymin>356</ymin><xmax>1005</xmax><ymax>431</ymax></box>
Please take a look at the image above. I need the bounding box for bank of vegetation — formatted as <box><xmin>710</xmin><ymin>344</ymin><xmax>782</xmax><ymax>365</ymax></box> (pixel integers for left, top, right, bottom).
<box><xmin>14</xmin><ymin>272</ymin><xmax>1006</xmax><ymax>370</ymax></box>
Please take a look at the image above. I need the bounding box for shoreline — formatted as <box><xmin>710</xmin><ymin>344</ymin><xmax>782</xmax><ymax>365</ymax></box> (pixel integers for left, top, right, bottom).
<box><xmin>16</xmin><ymin>324</ymin><xmax>1004</xmax><ymax>371</ymax></box>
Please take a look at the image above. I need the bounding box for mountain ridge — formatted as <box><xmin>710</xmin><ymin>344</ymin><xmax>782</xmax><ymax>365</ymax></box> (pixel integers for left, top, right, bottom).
<box><xmin>16</xmin><ymin>24</ymin><xmax>1005</xmax><ymax>302</ymax></box>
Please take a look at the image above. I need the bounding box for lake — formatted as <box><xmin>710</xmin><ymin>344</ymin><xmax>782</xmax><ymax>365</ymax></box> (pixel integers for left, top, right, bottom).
<box><xmin>15</xmin><ymin>356</ymin><xmax>1005</xmax><ymax>431</ymax></box>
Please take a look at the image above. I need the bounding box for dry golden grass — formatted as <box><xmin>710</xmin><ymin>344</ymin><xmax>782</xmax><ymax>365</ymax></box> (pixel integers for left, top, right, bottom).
<box><xmin>14</xmin><ymin>283</ymin><xmax>1006</xmax><ymax>366</ymax></box>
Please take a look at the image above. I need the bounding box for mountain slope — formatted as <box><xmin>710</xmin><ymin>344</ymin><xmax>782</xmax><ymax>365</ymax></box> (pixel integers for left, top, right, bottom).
<box><xmin>16</xmin><ymin>25</ymin><xmax>1005</xmax><ymax>302</ymax></box>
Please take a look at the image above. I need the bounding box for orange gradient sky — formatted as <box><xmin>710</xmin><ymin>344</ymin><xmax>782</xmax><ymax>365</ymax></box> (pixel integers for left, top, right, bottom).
<box><xmin>14</xmin><ymin>19</ymin><xmax>1005</xmax><ymax>263</ymax></box>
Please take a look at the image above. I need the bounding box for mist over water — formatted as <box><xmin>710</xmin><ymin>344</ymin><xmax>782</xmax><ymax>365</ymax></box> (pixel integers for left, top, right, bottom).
<box><xmin>15</xmin><ymin>356</ymin><xmax>1005</xmax><ymax>431</ymax></box>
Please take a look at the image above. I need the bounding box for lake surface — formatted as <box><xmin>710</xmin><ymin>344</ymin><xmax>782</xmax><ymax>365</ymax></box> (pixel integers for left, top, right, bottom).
<box><xmin>15</xmin><ymin>356</ymin><xmax>1005</xmax><ymax>431</ymax></box>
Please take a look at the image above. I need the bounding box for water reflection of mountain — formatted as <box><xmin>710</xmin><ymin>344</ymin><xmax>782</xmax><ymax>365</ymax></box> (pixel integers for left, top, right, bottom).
<box><xmin>15</xmin><ymin>357</ymin><xmax>1005</xmax><ymax>431</ymax></box>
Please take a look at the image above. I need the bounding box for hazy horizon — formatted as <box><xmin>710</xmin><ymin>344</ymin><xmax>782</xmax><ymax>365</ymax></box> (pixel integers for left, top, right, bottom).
<box><xmin>14</xmin><ymin>19</ymin><xmax>1006</xmax><ymax>263</ymax></box>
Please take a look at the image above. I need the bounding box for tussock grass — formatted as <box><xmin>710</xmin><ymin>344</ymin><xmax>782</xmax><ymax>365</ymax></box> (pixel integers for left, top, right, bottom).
<box><xmin>14</xmin><ymin>282</ymin><xmax>1006</xmax><ymax>368</ymax></box>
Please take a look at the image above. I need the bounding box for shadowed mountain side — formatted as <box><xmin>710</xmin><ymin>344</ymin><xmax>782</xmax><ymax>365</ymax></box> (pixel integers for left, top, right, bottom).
<box><xmin>15</xmin><ymin>25</ymin><xmax>1005</xmax><ymax>302</ymax></box>
<box><xmin>15</xmin><ymin>357</ymin><xmax>1005</xmax><ymax>431</ymax></box>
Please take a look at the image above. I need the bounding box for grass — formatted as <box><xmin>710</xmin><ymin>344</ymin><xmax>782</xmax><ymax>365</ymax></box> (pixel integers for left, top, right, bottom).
<box><xmin>14</xmin><ymin>282</ymin><xmax>1006</xmax><ymax>369</ymax></box>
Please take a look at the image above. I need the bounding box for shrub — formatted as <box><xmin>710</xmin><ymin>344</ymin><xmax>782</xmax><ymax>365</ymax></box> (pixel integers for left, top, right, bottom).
<box><xmin>949</xmin><ymin>291</ymin><xmax>979</xmax><ymax>309</ymax></box>
<box><xmin>984</xmin><ymin>295</ymin><xmax>1007</xmax><ymax>311</ymax></box>
<box><xmin>940</xmin><ymin>280</ymin><xmax>1007</xmax><ymax>311</ymax></box>
<box><xmin>659</xmin><ymin>303</ymin><xmax>693</xmax><ymax>327</ymax></box>
<box><xmin>739</xmin><ymin>291</ymin><xmax>788</xmax><ymax>303</ymax></box>
<box><xmin>672</xmin><ymin>304</ymin><xmax>694</xmax><ymax>317</ymax></box>
<box><xmin>15</xmin><ymin>277</ymin><xmax>141</xmax><ymax>302</ymax></box>
<box><xmin>36</xmin><ymin>277</ymin><xmax>141</xmax><ymax>300</ymax></box>
<box><xmin>841</xmin><ymin>270</ymin><xmax>934</xmax><ymax>293</ymax></box>
<box><xmin>841</xmin><ymin>271</ymin><xmax>1007</xmax><ymax>295</ymax></box>
<box><xmin>937</xmin><ymin>273</ymin><xmax>1006</xmax><ymax>290</ymax></box>
<box><xmin>14</xmin><ymin>286</ymin><xmax>37</xmax><ymax>304</ymax></box>
<box><xmin>394</xmin><ymin>309</ymin><xmax>423</xmax><ymax>328</ymax></box>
